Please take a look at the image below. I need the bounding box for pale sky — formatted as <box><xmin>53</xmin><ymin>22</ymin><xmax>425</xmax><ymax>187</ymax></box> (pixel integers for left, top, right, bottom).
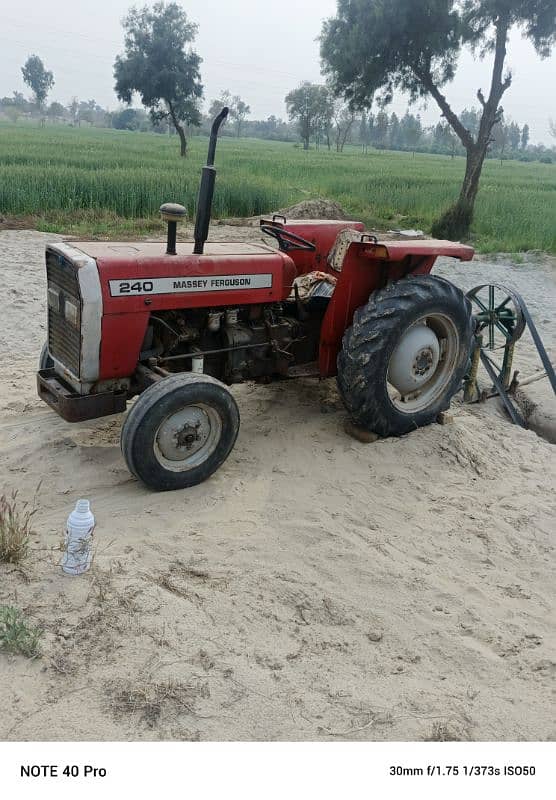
<box><xmin>1</xmin><ymin>0</ymin><xmax>555</xmax><ymax>143</ymax></box>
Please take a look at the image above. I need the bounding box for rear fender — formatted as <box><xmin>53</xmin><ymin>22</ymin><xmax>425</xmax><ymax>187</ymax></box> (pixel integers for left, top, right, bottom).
<box><xmin>318</xmin><ymin>243</ymin><xmax>438</xmax><ymax>377</ymax></box>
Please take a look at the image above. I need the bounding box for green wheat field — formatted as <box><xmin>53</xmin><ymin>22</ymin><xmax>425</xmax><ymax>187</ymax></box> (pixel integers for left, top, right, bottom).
<box><xmin>1</xmin><ymin>123</ymin><xmax>554</xmax><ymax>253</ymax></box>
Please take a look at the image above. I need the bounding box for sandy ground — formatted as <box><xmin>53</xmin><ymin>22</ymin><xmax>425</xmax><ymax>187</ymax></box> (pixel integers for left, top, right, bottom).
<box><xmin>0</xmin><ymin>227</ymin><xmax>554</xmax><ymax>742</ymax></box>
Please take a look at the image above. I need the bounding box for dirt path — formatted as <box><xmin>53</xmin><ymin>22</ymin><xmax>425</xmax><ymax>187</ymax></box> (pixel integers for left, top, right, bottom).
<box><xmin>0</xmin><ymin>229</ymin><xmax>554</xmax><ymax>741</ymax></box>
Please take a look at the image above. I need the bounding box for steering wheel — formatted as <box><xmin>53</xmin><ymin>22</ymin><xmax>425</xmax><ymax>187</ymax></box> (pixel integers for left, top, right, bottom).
<box><xmin>260</xmin><ymin>224</ymin><xmax>316</xmax><ymax>253</ymax></box>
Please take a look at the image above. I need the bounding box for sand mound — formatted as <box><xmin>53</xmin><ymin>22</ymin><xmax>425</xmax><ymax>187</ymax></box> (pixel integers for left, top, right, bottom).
<box><xmin>275</xmin><ymin>198</ymin><xmax>350</xmax><ymax>220</ymax></box>
<box><xmin>218</xmin><ymin>198</ymin><xmax>350</xmax><ymax>227</ymax></box>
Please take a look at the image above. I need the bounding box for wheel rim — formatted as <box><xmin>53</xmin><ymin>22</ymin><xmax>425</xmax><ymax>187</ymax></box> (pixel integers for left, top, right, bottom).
<box><xmin>387</xmin><ymin>313</ymin><xmax>460</xmax><ymax>413</ymax></box>
<box><xmin>154</xmin><ymin>403</ymin><xmax>222</xmax><ymax>472</ymax></box>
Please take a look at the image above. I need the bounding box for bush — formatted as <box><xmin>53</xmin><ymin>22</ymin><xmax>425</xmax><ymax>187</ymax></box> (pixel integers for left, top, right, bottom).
<box><xmin>0</xmin><ymin>490</ymin><xmax>37</xmax><ymax>564</ymax></box>
<box><xmin>0</xmin><ymin>605</ymin><xmax>42</xmax><ymax>657</ymax></box>
<box><xmin>539</xmin><ymin>155</ymin><xmax>552</xmax><ymax>164</ymax></box>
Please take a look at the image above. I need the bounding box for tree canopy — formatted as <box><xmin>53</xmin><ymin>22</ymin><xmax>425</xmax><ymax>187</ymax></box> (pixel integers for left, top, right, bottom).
<box><xmin>285</xmin><ymin>82</ymin><xmax>333</xmax><ymax>149</ymax></box>
<box><xmin>21</xmin><ymin>55</ymin><xmax>54</xmax><ymax>110</ymax></box>
<box><xmin>114</xmin><ymin>1</ymin><xmax>203</xmax><ymax>155</ymax></box>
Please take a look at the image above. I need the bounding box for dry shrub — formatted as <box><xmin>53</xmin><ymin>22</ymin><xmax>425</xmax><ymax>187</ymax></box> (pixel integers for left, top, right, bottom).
<box><xmin>426</xmin><ymin>720</ymin><xmax>467</xmax><ymax>742</ymax></box>
<box><xmin>0</xmin><ymin>490</ymin><xmax>37</xmax><ymax>564</ymax></box>
<box><xmin>108</xmin><ymin>678</ymin><xmax>206</xmax><ymax>727</ymax></box>
<box><xmin>0</xmin><ymin>605</ymin><xmax>42</xmax><ymax>658</ymax></box>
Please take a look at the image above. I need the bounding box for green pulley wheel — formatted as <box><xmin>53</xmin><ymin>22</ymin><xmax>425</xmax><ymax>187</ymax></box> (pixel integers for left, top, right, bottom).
<box><xmin>467</xmin><ymin>283</ymin><xmax>525</xmax><ymax>350</ymax></box>
<box><xmin>465</xmin><ymin>283</ymin><xmax>526</xmax><ymax>395</ymax></box>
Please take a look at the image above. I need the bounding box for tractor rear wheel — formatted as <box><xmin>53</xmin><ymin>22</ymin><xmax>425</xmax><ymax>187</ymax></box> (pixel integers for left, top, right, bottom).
<box><xmin>121</xmin><ymin>373</ymin><xmax>240</xmax><ymax>491</ymax></box>
<box><xmin>337</xmin><ymin>275</ymin><xmax>472</xmax><ymax>436</ymax></box>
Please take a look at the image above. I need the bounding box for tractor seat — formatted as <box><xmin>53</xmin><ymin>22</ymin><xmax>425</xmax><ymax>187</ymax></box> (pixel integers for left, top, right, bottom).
<box><xmin>327</xmin><ymin>228</ymin><xmax>364</xmax><ymax>272</ymax></box>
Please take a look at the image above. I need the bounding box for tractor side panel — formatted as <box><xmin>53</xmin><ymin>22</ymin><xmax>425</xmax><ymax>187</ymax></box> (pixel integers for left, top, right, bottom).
<box><xmin>100</xmin><ymin>313</ymin><xmax>149</xmax><ymax>380</ymax></box>
<box><xmin>97</xmin><ymin>253</ymin><xmax>297</xmax><ymax>315</ymax></box>
<box><xmin>318</xmin><ymin>246</ymin><xmax>438</xmax><ymax>377</ymax></box>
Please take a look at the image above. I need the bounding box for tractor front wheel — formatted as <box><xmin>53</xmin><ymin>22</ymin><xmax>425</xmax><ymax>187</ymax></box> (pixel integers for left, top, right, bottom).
<box><xmin>121</xmin><ymin>373</ymin><xmax>240</xmax><ymax>491</ymax></box>
<box><xmin>337</xmin><ymin>275</ymin><xmax>472</xmax><ymax>437</ymax></box>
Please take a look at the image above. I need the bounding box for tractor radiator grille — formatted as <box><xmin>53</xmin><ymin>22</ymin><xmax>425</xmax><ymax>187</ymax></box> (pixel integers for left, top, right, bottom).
<box><xmin>46</xmin><ymin>250</ymin><xmax>81</xmax><ymax>376</ymax></box>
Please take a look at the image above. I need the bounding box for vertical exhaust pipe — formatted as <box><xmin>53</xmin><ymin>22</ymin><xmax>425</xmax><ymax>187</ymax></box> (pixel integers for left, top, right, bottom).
<box><xmin>193</xmin><ymin>106</ymin><xmax>229</xmax><ymax>255</ymax></box>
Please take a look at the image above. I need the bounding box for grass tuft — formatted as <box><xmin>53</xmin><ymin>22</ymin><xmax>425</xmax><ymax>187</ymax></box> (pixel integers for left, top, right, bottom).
<box><xmin>0</xmin><ymin>490</ymin><xmax>37</xmax><ymax>564</ymax></box>
<box><xmin>0</xmin><ymin>605</ymin><xmax>42</xmax><ymax>658</ymax></box>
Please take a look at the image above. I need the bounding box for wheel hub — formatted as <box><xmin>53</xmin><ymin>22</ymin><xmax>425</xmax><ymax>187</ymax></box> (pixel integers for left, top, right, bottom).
<box><xmin>388</xmin><ymin>324</ymin><xmax>440</xmax><ymax>395</ymax></box>
<box><xmin>413</xmin><ymin>347</ymin><xmax>435</xmax><ymax>377</ymax></box>
<box><xmin>156</xmin><ymin>406</ymin><xmax>213</xmax><ymax>462</ymax></box>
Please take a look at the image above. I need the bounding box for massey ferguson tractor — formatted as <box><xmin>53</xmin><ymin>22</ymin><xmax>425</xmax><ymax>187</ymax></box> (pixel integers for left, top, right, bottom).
<box><xmin>37</xmin><ymin>108</ymin><xmax>474</xmax><ymax>491</ymax></box>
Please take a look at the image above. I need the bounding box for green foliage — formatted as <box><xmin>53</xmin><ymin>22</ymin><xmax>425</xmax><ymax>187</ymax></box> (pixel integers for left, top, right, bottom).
<box><xmin>0</xmin><ymin>123</ymin><xmax>554</xmax><ymax>253</ymax></box>
<box><xmin>110</xmin><ymin>107</ymin><xmax>148</xmax><ymax>131</ymax></box>
<box><xmin>21</xmin><ymin>55</ymin><xmax>54</xmax><ymax>110</ymax></box>
<box><xmin>285</xmin><ymin>83</ymin><xmax>333</xmax><ymax>149</ymax></box>
<box><xmin>321</xmin><ymin>1</ymin><xmax>555</xmax><ymax>110</ymax></box>
<box><xmin>114</xmin><ymin>2</ymin><xmax>203</xmax><ymax>153</ymax></box>
<box><xmin>321</xmin><ymin>0</ymin><xmax>462</xmax><ymax>107</ymax></box>
<box><xmin>47</xmin><ymin>101</ymin><xmax>65</xmax><ymax>121</ymax></box>
<box><xmin>0</xmin><ymin>606</ymin><xmax>41</xmax><ymax>658</ymax></box>
<box><xmin>462</xmin><ymin>0</ymin><xmax>556</xmax><ymax>58</ymax></box>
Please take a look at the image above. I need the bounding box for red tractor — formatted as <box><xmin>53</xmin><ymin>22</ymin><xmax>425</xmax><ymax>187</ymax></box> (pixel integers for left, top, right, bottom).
<box><xmin>38</xmin><ymin>108</ymin><xmax>474</xmax><ymax>491</ymax></box>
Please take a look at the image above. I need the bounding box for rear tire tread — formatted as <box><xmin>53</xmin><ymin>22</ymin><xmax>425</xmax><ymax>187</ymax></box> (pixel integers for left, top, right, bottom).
<box><xmin>337</xmin><ymin>275</ymin><xmax>472</xmax><ymax>436</ymax></box>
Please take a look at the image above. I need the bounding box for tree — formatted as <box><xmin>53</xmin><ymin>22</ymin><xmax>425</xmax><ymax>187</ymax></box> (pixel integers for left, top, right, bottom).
<box><xmin>110</xmin><ymin>107</ymin><xmax>146</xmax><ymax>130</ymax></box>
<box><xmin>114</xmin><ymin>2</ymin><xmax>203</xmax><ymax>156</ymax></box>
<box><xmin>400</xmin><ymin>112</ymin><xmax>423</xmax><ymax>154</ymax></box>
<box><xmin>208</xmin><ymin>90</ymin><xmax>232</xmax><ymax>123</ymax></box>
<box><xmin>332</xmin><ymin>99</ymin><xmax>356</xmax><ymax>151</ymax></box>
<box><xmin>434</xmin><ymin>122</ymin><xmax>459</xmax><ymax>157</ymax></box>
<box><xmin>549</xmin><ymin>119</ymin><xmax>556</xmax><ymax>139</ymax></box>
<box><xmin>507</xmin><ymin>120</ymin><xmax>521</xmax><ymax>151</ymax></box>
<box><xmin>359</xmin><ymin>111</ymin><xmax>370</xmax><ymax>153</ymax></box>
<box><xmin>459</xmin><ymin>107</ymin><xmax>481</xmax><ymax>138</ymax></box>
<box><xmin>207</xmin><ymin>91</ymin><xmax>250</xmax><ymax>136</ymax></box>
<box><xmin>47</xmin><ymin>101</ymin><xmax>65</xmax><ymax>122</ymax></box>
<box><xmin>321</xmin><ymin>0</ymin><xmax>556</xmax><ymax>239</ymax></box>
<box><xmin>21</xmin><ymin>55</ymin><xmax>54</xmax><ymax>111</ymax></box>
<box><xmin>521</xmin><ymin>122</ymin><xmax>530</xmax><ymax>149</ymax></box>
<box><xmin>68</xmin><ymin>97</ymin><xmax>79</xmax><ymax>126</ymax></box>
<box><xmin>491</xmin><ymin>115</ymin><xmax>509</xmax><ymax>162</ymax></box>
<box><xmin>372</xmin><ymin>110</ymin><xmax>389</xmax><ymax>148</ymax></box>
<box><xmin>78</xmin><ymin>99</ymin><xmax>102</xmax><ymax>126</ymax></box>
<box><xmin>388</xmin><ymin>112</ymin><xmax>402</xmax><ymax>149</ymax></box>
<box><xmin>230</xmin><ymin>96</ymin><xmax>250</xmax><ymax>137</ymax></box>
<box><xmin>285</xmin><ymin>82</ymin><xmax>332</xmax><ymax>149</ymax></box>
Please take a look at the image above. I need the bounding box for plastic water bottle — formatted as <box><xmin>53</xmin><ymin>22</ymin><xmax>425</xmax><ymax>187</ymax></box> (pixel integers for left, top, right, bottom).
<box><xmin>62</xmin><ymin>499</ymin><xmax>95</xmax><ymax>575</ymax></box>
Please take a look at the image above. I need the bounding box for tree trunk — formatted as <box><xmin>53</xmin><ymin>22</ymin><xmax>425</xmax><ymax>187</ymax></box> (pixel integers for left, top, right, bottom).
<box><xmin>426</xmin><ymin>14</ymin><xmax>511</xmax><ymax>240</ymax></box>
<box><xmin>460</xmin><ymin>144</ymin><xmax>487</xmax><ymax>208</ymax></box>
<box><xmin>167</xmin><ymin>101</ymin><xmax>187</xmax><ymax>157</ymax></box>
<box><xmin>177</xmin><ymin>125</ymin><xmax>187</xmax><ymax>156</ymax></box>
<box><xmin>432</xmin><ymin>143</ymin><xmax>487</xmax><ymax>240</ymax></box>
